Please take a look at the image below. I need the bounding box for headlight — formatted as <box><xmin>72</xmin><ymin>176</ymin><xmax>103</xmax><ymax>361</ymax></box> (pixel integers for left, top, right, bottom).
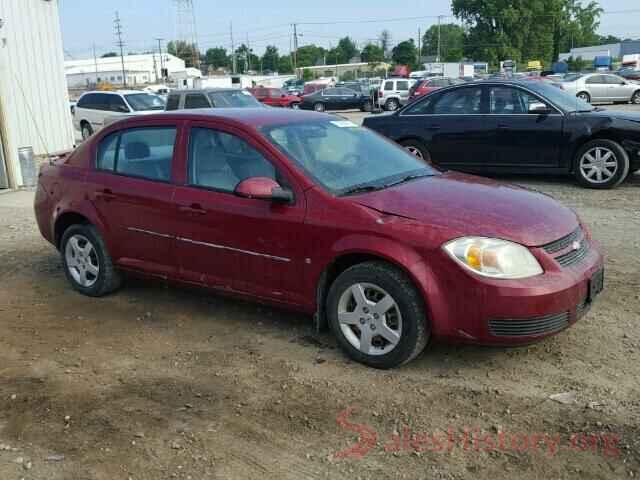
<box><xmin>443</xmin><ymin>237</ymin><xmax>543</xmax><ymax>279</ymax></box>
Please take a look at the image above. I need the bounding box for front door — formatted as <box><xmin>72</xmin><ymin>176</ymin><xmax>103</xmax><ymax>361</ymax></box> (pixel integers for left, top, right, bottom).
<box><xmin>173</xmin><ymin>123</ymin><xmax>307</xmax><ymax>305</ymax></box>
<box><xmin>486</xmin><ymin>85</ymin><xmax>564</xmax><ymax>168</ymax></box>
<box><xmin>86</xmin><ymin>123</ymin><xmax>182</xmax><ymax>278</ymax></box>
<box><xmin>586</xmin><ymin>75</ymin><xmax>609</xmax><ymax>102</ymax></box>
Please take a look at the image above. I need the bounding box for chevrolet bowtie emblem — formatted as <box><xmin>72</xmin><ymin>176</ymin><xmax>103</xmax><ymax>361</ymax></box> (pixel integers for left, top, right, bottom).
<box><xmin>572</xmin><ymin>241</ymin><xmax>581</xmax><ymax>251</ymax></box>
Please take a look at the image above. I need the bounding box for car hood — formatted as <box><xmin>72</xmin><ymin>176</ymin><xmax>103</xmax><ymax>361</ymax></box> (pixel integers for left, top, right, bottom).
<box><xmin>350</xmin><ymin>172</ymin><xmax>579</xmax><ymax>247</ymax></box>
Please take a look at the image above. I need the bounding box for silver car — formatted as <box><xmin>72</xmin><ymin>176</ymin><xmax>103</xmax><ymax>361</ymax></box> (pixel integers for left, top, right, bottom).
<box><xmin>559</xmin><ymin>73</ymin><xmax>640</xmax><ymax>104</ymax></box>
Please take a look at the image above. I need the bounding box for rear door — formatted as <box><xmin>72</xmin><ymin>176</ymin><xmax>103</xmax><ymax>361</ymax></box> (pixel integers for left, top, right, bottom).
<box><xmin>603</xmin><ymin>74</ymin><xmax>629</xmax><ymax>101</ymax></box>
<box><xmin>395</xmin><ymin>80</ymin><xmax>410</xmax><ymax>104</ymax></box>
<box><xmin>585</xmin><ymin>75</ymin><xmax>608</xmax><ymax>102</ymax></box>
<box><xmin>487</xmin><ymin>85</ymin><xmax>564</xmax><ymax>168</ymax></box>
<box><xmin>86</xmin><ymin>121</ymin><xmax>184</xmax><ymax>278</ymax></box>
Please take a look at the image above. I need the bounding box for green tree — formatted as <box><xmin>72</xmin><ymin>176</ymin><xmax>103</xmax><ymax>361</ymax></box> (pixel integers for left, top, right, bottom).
<box><xmin>392</xmin><ymin>39</ymin><xmax>418</xmax><ymax>67</ymax></box>
<box><xmin>167</xmin><ymin>40</ymin><xmax>200</xmax><ymax>68</ymax></box>
<box><xmin>101</xmin><ymin>52</ymin><xmax>118</xmax><ymax>58</ymax></box>
<box><xmin>337</xmin><ymin>37</ymin><xmax>358</xmax><ymax>63</ymax></box>
<box><xmin>361</xmin><ymin>43</ymin><xmax>384</xmax><ymax>64</ymax></box>
<box><xmin>422</xmin><ymin>23</ymin><xmax>465</xmax><ymax>61</ymax></box>
<box><xmin>261</xmin><ymin>45</ymin><xmax>280</xmax><ymax>72</ymax></box>
<box><xmin>296</xmin><ymin>44</ymin><xmax>326</xmax><ymax>67</ymax></box>
<box><xmin>234</xmin><ymin>44</ymin><xmax>259</xmax><ymax>73</ymax></box>
<box><xmin>277</xmin><ymin>55</ymin><xmax>294</xmax><ymax>74</ymax></box>
<box><xmin>302</xmin><ymin>68</ymin><xmax>314</xmax><ymax>81</ymax></box>
<box><xmin>204</xmin><ymin>47</ymin><xmax>228</xmax><ymax>70</ymax></box>
<box><xmin>598</xmin><ymin>34</ymin><xmax>621</xmax><ymax>45</ymax></box>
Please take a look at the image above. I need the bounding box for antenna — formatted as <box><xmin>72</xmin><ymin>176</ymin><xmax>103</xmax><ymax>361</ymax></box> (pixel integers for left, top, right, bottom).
<box><xmin>114</xmin><ymin>11</ymin><xmax>127</xmax><ymax>86</ymax></box>
<box><xmin>173</xmin><ymin>0</ymin><xmax>200</xmax><ymax>68</ymax></box>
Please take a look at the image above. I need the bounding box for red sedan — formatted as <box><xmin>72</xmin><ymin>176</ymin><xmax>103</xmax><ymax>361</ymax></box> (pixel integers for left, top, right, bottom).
<box><xmin>34</xmin><ymin>109</ymin><xmax>604</xmax><ymax>368</ymax></box>
<box><xmin>409</xmin><ymin>77</ymin><xmax>466</xmax><ymax>102</ymax></box>
<box><xmin>249</xmin><ymin>87</ymin><xmax>301</xmax><ymax>109</ymax></box>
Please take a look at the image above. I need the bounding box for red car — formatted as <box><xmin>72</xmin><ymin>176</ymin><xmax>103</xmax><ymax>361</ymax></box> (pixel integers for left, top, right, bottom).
<box><xmin>409</xmin><ymin>77</ymin><xmax>465</xmax><ymax>102</ymax></box>
<box><xmin>34</xmin><ymin>109</ymin><xmax>604</xmax><ymax>369</ymax></box>
<box><xmin>249</xmin><ymin>87</ymin><xmax>301</xmax><ymax>109</ymax></box>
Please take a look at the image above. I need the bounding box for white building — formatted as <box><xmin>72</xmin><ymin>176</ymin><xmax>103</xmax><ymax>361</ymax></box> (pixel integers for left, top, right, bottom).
<box><xmin>64</xmin><ymin>53</ymin><xmax>186</xmax><ymax>88</ymax></box>
<box><xmin>559</xmin><ymin>40</ymin><xmax>640</xmax><ymax>62</ymax></box>
<box><xmin>0</xmin><ymin>0</ymin><xmax>75</xmax><ymax>189</ymax></box>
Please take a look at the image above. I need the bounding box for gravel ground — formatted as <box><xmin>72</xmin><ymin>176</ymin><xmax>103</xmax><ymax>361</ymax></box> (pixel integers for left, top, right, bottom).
<box><xmin>2</xmin><ymin>119</ymin><xmax>640</xmax><ymax>479</ymax></box>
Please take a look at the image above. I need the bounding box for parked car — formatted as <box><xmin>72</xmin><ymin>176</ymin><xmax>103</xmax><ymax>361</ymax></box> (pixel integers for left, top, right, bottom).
<box><xmin>73</xmin><ymin>90</ymin><xmax>165</xmax><ymax>140</ymax></box>
<box><xmin>377</xmin><ymin>78</ymin><xmax>414</xmax><ymax>111</ymax></box>
<box><xmin>616</xmin><ymin>67</ymin><xmax>640</xmax><ymax>81</ymax></box>
<box><xmin>363</xmin><ymin>80</ymin><xmax>640</xmax><ymax>189</ymax></box>
<box><xmin>409</xmin><ymin>77</ymin><xmax>465</xmax><ymax>102</ymax></box>
<box><xmin>302</xmin><ymin>81</ymin><xmax>333</xmax><ymax>96</ymax></box>
<box><xmin>299</xmin><ymin>87</ymin><xmax>372</xmax><ymax>112</ymax></box>
<box><xmin>35</xmin><ymin>108</ymin><xmax>604</xmax><ymax>369</ymax></box>
<box><xmin>165</xmin><ymin>88</ymin><xmax>264</xmax><ymax>111</ymax></box>
<box><xmin>283</xmin><ymin>79</ymin><xmax>305</xmax><ymax>96</ymax></box>
<box><xmin>249</xmin><ymin>87</ymin><xmax>302</xmax><ymax>109</ymax></box>
<box><xmin>558</xmin><ymin>73</ymin><xmax>640</xmax><ymax>104</ymax></box>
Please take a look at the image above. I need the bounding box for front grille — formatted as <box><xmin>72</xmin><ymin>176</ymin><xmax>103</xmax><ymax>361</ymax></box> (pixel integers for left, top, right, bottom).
<box><xmin>489</xmin><ymin>312</ymin><xmax>570</xmax><ymax>337</ymax></box>
<box><xmin>543</xmin><ymin>227</ymin><xmax>582</xmax><ymax>254</ymax></box>
<box><xmin>555</xmin><ymin>241</ymin><xmax>590</xmax><ymax>267</ymax></box>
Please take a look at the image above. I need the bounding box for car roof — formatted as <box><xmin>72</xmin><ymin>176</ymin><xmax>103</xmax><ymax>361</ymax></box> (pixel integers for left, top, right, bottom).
<box><xmin>170</xmin><ymin>88</ymin><xmax>243</xmax><ymax>94</ymax></box>
<box><xmin>81</xmin><ymin>90</ymin><xmax>143</xmax><ymax>95</ymax></box>
<box><xmin>113</xmin><ymin>107</ymin><xmax>337</xmax><ymax>129</ymax></box>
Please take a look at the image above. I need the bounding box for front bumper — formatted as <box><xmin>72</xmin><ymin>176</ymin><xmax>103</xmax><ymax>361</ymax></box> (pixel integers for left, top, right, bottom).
<box><xmin>427</xmin><ymin>231</ymin><xmax>605</xmax><ymax>345</ymax></box>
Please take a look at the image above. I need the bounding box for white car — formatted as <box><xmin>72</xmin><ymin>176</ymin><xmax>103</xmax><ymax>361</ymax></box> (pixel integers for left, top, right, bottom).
<box><xmin>558</xmin><ymin>73</ymin><xmax>640</xmax><ymax>104</ymax></box>
<box><xmin>73</xmin><ymin>90</ymin><xmax>166</xmax><ymax>140</ymax></box>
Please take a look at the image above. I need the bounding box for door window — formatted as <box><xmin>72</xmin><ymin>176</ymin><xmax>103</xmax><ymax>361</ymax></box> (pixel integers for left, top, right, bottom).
<box><xmin>586</xmin><ymin>75</ymin><xmax>604</xmax><ymax>84</ymax></box>
<box><xmin>383</xmin><ymin>81</ymin><xmax>394</xmax><ymax>91</ymax></box>
<box><xmin>78</xmin><ymin>93</ymin><xmax>98</xmax><ymax>109</ymax></box>
<box><xmin>97</xmin><ymin>127</ymin><xmax>177</xmax><ymax>181</ymax></box>
<box><xmin>165</xmin><ymin>95</ymin><xmax>180</xmax><ymax>110</ymax></box>
<box><xmin>184</xmin><ymin>93</ymin><xmax>211</xmax><ymax>109</ymax></box>
<box><xmin>323</xmin><ymin>88</ymin><xmax>339</xmax><ymax>96</ymax></box>
<box><xmin>109</xmin><ymin>95</ymin><xmax>129</xmax><ymax>113</ymax></box>
<box><xmin>396</xmin><ymin>81</ymin><xmax>409</xmax><ymax>91</ymax></box>
<box><xmin>604</xmin><ymin>75</ymin><xmax>624</xmax><ymax>85</ymax></box>
<box><xmin>489</xmin><ymin>86</ymin><xmax>533</xmax><ymax>114</ymax></box>
<box><xmin>432</xmin><ymin>87</ymin><xmax>483</xmax><ymax>114</ymax></box>
<box><xmin>92</xmin><ymin>94</ymin><xmax>111</xmax><ymax>111</ymax></box>
<box><xmin>188</xmin><ymin>128</ymin><xmax>276</xmax><ymax>193</ymax></box>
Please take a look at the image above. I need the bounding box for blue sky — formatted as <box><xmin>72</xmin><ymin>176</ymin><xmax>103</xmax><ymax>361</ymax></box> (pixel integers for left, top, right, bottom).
<box><xmin>60</xmin><ymin>0</ymin><xmax>640</xmax><ymax>60</ymax></box>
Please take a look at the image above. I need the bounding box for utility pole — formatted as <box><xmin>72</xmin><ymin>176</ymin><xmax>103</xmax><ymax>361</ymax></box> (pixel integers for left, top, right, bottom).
<box><xmin>155</xmin><ymin>38</ymin><xmax>165</xmax><ymax>81</ymax></box>
<box><xmin>246</xmin><ymin>33</ymin><xmax>251</xmax><ymax>72</ymax></box>
<box><xmin>437</xmin><ymin>15</ymin><xmax>443</xmax><ymax>63</ymax></box>
<box><xmin>92</xmin><ymin>43</ymin><xmax>99</xmax><ymax>86</ymax></box>
<box><xmin>417</xmin><ymin>27</ymin><xmax>421</xmax><ymax>65</ymax></box>
<box><xmin>114</xmin><ymin>11</ymin><xmax>126</xmax><ymax>86</ymax></box>
<box><xmin>292</xmin><ymin>23</ymin><xmax>298</xmax><ymax>73</ymax></box>
<box><xmin>230</xmin><ymin>22</ymin><xmax>236</xmax><ymax>74</ymax></box>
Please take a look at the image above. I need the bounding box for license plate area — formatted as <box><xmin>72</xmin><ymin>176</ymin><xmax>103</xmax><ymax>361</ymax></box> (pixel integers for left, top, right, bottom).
<box><xmin>588</xmin><ymin>267</ymin><xmax>604</xmax><ymax>303</ymax></box>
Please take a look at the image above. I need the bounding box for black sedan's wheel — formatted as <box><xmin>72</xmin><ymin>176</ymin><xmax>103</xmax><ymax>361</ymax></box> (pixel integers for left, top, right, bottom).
<box><xmin>327</xmin><ymin>261</ymin><xmax>429</xmax><ymax>369</ymax></box>
<box><xmin>61</xmin><ymin>224</ymin><xmax>122</xmax><ymax>297</ymax></box>
<box><xmin>400</xmin><ymin>139</ymin><xmax>432</xmax><ymax>164</ymax></box>
<box><xmin>631</xmin><ymin>91</ymin><xmax>640</xmax><ymax>105</ymax></box>
<box><xmin>361</xmin><ymin>101</ymin><xmax>372</xmax><ymax>112</ymax></box>
<box><xmin>574</xmin><ymin>139</ymin><xmax>629</xmax><ymax>189</ymax></box>
<box><xmin>313</xmin><ymin>102</ymin><xmax>325</xmax><ymax>112</ymax></box>
<box><xmin>577</xmin><ymin>92</ymin><xmax>591</xmax><ymax>103</ymax></box>
<box><xmin>385</xmin><ymin>98</ymin><xmax>400</xmax><ymax>111</ymax></box>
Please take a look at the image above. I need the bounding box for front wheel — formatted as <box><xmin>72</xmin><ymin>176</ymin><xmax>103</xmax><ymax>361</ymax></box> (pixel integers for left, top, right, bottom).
<box><xmin>61</xmin><ymin>224</ymin><xmax>122</xmax><ymax>297</ymax></box>
<box><xmin>327</xmin><ymin>262</ymin><xmax>430</xmax><ymax>369</ymax></box>
<box><xmin>290</xmin><ymin>102</ymin><xmax>300</xmax><ymax>109</ymax></box>
<box><xmin>631</xmin><ymin>91</ymin><xmax>640</xmax><ymax>105</ymax></box>
<box><xmin>574</xmin><ymin>139</ymin><xmax>629</xmax><ymax>189</ymax></box>
<box><xmin>384</xmin><ymin>98</ymin><xmax>400</xmax><ymax>111</ymax></box>
<box><xmin>313</xmin><ymin>102</ymin><xmax>325</xmax><ymax>112</ymax></box>
<box><xmin>400</xmin><ymin>139</ymin><xmax>432</xmax><ymax>164</ymax></box>
<box><xmin>577</xmin><ymin>91</ymin><xmax>591</xmax><ymax>103</ymax></box>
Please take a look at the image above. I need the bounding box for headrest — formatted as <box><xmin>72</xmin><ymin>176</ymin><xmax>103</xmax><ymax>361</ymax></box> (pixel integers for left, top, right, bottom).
<box><xmin>125</xmin><ymin>142</ymin><xmax>150</xmax><ymax>160</ymax></box>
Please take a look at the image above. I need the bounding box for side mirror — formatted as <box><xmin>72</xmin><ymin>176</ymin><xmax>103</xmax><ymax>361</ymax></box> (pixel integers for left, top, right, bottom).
<box><xmin>528</xmin><ymin>102</ymin><xmax>551</xmax><ymax>114</ymax></box>
<box><xmin>235</xmin><ymin>177</ymin><xmax>293</xmax><ymax>203</ymax></box>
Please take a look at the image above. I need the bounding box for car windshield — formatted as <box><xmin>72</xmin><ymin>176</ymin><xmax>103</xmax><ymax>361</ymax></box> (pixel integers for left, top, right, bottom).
<box><xmin>260</xmin><ymin>120</ymin><xmax>437</xmax><ymax>195</ymax></box>
<box><xmin>207</xmin><ymin>90</ymin><xmax>263</xmax><ymax>108</ymax></box>
<box><xmin>523</xmin><ymin>81</ymin><xmax>593</xmax><ymax>112</ymax></box>
<box><xmin>124</xmin><ymin>93</ymin><xmax>165</xmax><ymax>111</ymax></box>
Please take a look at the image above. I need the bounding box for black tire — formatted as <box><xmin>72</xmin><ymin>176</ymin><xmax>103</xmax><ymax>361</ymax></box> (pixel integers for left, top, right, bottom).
<box><xmin>385</xmin><ymin>98</ymin><xmax>400</xmax><ymax>111</ymax></box>
<box><xmin>631</xmin><ymin>91</ymin><xmax>640</xmax><ymax>105</ymax></box>
<box><xmin>290</xmin><ymin>102</ymin><xmax>300</xmax><ymax>109</ymax></box>
<box><xmin>577</xmin><ymin>91</ymin><xmax>591</xmax><ymax>103</ymax></box>
<box><xmin>574</xmin><ymin>139</ymin><xmax>629</xmax><ymax>189</ymax></box>
<box><xmin>327</xmin><ymin>261</ymin><xmax>430</xmax><ymax>369</ymax></box>
<box><xmin>360</xmin><ymin>101</ymin><xmax>372</xmax><ymax>113</ymax></box>
<box><xmin>60</xmin><ymin>224</ymin><xmax>122</xmax><ymax>297</ymax></box>
<box><xmin>80</xmin><ymin>121</ymin><xmax>93</xmax><ymax>140</ymax></box>
<box><xmin>313</xmin><ymin>102</ymin><xmax>325</xmax><ymax>112</ymax></box>
<box><xmin>399</xmin><ymin>139</ymin><xmax>432</xmax><ymax>164</ymax></box>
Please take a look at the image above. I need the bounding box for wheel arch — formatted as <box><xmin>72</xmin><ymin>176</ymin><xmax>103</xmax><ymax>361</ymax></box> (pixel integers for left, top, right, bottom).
<box><xmin>569</xmin><ymin>133</ymin><xmax>625</xmax><ymax>173</ymax></box>
<box><xmin>54</xmin><ymin>206</ymin><xmax>110</xmax><ymax>251</ymax></box>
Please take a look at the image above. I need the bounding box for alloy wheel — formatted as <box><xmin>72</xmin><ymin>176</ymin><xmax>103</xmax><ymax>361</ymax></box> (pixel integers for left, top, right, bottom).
<box><xmin>81</xmin><ymin>125</ymin><xmax>91</xmax><ymax>140</ymax></box>
<box><xmin>65</xmin><ymin>234</ymin><xmax>100</xmax><ymax>287</ymax></box>
<box><xmin>405</xmin><ymin>146</ymin><xmax>424</xmax><ymax>160</ymax></box>
<box><xmin>579</xmin><ymin>147</ymin><xmax>618</xmax><ymax>184</ymax></box>
<box><xmin>337</xmin><ymin>283</ymin><xmax>403</xmax><ymax>356</ymax></box>
<box><xmin>577</xmin><ymin>92</ymin><xmax>590</xmax><ymax>102</ymax></box>
<box><xmin>632</xmin><ymin>92</ymin><xmax>640</xmax><ymax>105</ymax></box>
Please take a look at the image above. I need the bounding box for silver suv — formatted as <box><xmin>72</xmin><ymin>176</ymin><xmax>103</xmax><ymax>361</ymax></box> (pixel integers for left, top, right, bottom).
<box><xmin>377</xmin><ymin>78</ymin><xmax>414</xmax><ymax>111</ymax></box>
<box><xmin>165</xmin><ymin>88</ymin><xmax>264</xmax><ymax>110</ymax></box>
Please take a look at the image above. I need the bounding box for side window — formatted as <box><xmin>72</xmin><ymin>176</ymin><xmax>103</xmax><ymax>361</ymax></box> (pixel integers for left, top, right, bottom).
<box><xmin>77</xmin><ymin>94</ymin><xmax>95</xmax><ymax>109</ymax></box>
<box><xmin>109</xmin><ymin>95</ymin><xmax>129</xmax><ymax>113</ymax></box>
<box><xmin>384</xmin><ymin>81</ymin><xmax>394</xmax><ymax>91</ymax></box>
<box><xmin>188</xmin><ymin>128</ymin><xmax>276</xmax><ymax>193</ymax></box>
<box><xmin>432</xmin><ymin>87</ymin><xmax>483</xmax><ymax>114</ymax></box>
<box><xmin>604</xmin><ymin>75</ymin><xmax>623</xmax><ymax>84</ymax></box>
<box><xmin>115</xmin><ymin>127</ymin><xmax>177</xmax><ymax>182</ymax></box>
<box><xmin>402</xmin><ymin>96</ymin><xmax>435</xmax><ymax>115</ymax></box>
<box><xmin>489</xmin><ymin>87</ymin><xmax>522</xmax><ymax>114</ymax></box>
<box><xmin>184</xmin><ymin>94</ymin><xmax>211</xmax><ymax>109</ymax></box>
<box><xmin>96</xmin><ymin>132</ymin><xmax>119</xmax><ymax>171</ymax></box>
<box><xmin>586</xmin><ymin>75</ymin><xmax>603</xmax><ymax>85</ymax></box>
<box><xmin>165</xmin><ymin>95</ymin><xmax>180</xmax><ymax>111</ymax></box>
<box><xmin>396</xmin><ymin>81</ymin><xmax>409</xmax><ymax>91</ymax></box>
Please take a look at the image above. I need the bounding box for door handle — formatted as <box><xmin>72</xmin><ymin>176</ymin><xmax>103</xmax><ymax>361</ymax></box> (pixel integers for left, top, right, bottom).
<box><xmin>178</xmin><ymin>203</ymin><xmax>207</xmax><ymax>215</ymax></box>
<box><xmin>426</xmin><ymin>125</ymin><xmax>441</xmax><ymax>131</ymax></box>
<box><xmin>95</xmin><ymin>189</ymin><xmax>116</xmax><ymax>201</ymax></box>
<box><xmin>497</xmin><ymin>124</ymin><xmax>510</xmax><ymax>130</ymax></box>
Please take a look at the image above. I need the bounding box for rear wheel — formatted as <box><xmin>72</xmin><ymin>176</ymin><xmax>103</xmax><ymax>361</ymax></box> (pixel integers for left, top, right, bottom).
<box><xmin>385</xmin><ymin>98</ymin><xmax>400</xmax><ymax>111</ymax></box>
<box><xmin>80</xmin><ymin>122</ymin><xmax>93</xmax><ymax>140</ymax></box>
<box><xmin>400</xmin><ymin>139</ymin><xmax>432</xmax><ymax>164</ymax></box>
<box><xmin>313</xmin><ymin>102</ymin><xmax>325</xmax><ymax>112</ymax></box>
<box><xmin>631</xmin><ymin>91</ymin><xmax>640</xmax><ymax>105</ymax></box>
<box><xmin>577</xmin><ymin>91</ymin><xmax>591</xmax><ymax>103</ymax></box>
<box><xmin>290</xmin><ymin>102</ymin><xmax>300</xmax><ymax>109</ymax></box>
<box><xmin>327</xmin><ymin>262</ymin><xmax>429</xmax><ymax>369</ymax></box>
<box><xmin>361</xmin><ymin>101</ymin><xmax>372</xmax><ymax>112</ymax></box>
<box><xmin>574</xmin><ymin>139</ymin><xmax>629</xmax><ymax>189</ymax></box>
<box><xmin>61</xmin><ymin>224</ymin><xmax>122</xmax><ymax>297</ymax></box>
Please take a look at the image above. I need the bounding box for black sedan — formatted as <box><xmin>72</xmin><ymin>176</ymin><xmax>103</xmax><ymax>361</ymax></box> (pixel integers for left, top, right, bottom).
<box><xmin>300</xmin><ymin>87</ymin><xmax>372</xmax><ymax>113</ymax></box>
<box><xmin>363</xmin><ymin>80</ymin><xmax>640</xmax><ymax>188</ymax></box>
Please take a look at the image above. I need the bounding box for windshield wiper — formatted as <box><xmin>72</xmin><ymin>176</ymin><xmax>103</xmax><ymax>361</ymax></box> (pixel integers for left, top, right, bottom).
<box><xmin>341</xmin><ymin>184</ymin><xmax>383</xmax><ymax>196</ymax></box>
<box><xmin>383</xmin><ymin>172</ymin><xmax>433</xmax><ymax>188</ymax></box>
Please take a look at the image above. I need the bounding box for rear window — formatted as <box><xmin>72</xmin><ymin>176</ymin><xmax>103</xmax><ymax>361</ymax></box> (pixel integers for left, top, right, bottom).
<box><xmin>165</xmin><ymin>95</ymin><xmax>180</xmax><ymax>111</ymax></box>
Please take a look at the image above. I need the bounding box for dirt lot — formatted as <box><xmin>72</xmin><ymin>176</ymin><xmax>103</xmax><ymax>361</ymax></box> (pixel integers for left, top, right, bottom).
<box><xmin>1</xmin><ymin>161</ymin><xmax>640</xmax><ymax>477</ymax></box>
